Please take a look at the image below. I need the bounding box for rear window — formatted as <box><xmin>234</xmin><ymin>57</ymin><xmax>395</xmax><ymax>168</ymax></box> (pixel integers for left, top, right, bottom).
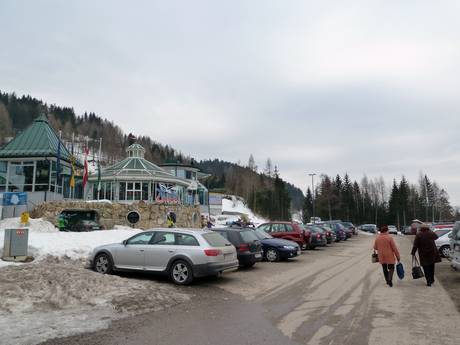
<box><xmin>203</xmin><ymin>232</ymin><xmax>231</xmax><ymax>247</ymax></box>
<box><xmin>240</xmin><ymin>230</ymin><xmax>259</xmax><ymax>243</ymax></box>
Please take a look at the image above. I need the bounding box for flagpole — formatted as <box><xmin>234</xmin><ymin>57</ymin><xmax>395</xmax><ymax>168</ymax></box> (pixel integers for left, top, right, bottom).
<box><xmin>98</xmin><ymin>138</ymin><xmax>102</xmax><ymax>200</ymax></box>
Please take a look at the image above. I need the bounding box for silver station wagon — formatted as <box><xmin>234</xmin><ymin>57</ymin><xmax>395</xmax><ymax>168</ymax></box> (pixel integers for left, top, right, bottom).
<box><xmin>89</xmin><ymin>228</ymin><xmax>239</xmax><ymax>285</ymax></box>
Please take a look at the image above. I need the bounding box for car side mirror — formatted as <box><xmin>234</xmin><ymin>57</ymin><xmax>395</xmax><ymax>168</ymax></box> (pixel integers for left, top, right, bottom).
<box><xmin>122</xmin><ymin>240</ymin><xmax>127</xmax><ymax>246</ymax></box>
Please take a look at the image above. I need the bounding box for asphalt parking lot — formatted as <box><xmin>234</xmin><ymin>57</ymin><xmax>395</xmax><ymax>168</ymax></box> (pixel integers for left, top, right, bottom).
<box><xmin>40</xmin><ymin>234</ymin><xmax>460</xmax><ymax>345</ymax></box>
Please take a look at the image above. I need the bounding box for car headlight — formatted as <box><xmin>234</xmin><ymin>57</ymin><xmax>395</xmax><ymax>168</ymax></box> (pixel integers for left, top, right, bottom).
<box><xmin>282</xmin><ymin>245</ymin><xmax>296</xmax><ymax>249</ymax></box>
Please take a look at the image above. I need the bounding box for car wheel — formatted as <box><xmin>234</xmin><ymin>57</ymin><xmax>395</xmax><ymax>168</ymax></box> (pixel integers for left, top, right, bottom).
<box><xmin>440</xmin><ymin>245</ymin><xmax>450</xmax><ymax>258</ymax></box>
<box><xmin>170</xmin><ymin>260</ymin><xmax>193</xmax><ymax>285</ymax></box>
<box><xmin>265</xmin><ymin>248</ymin><xmax>280</xmax><ymax>262</ymax></box>
<box><xmin>94</xmin><ymin>253</ymin><xmax>113</xmax><ymax>274</ymax></box>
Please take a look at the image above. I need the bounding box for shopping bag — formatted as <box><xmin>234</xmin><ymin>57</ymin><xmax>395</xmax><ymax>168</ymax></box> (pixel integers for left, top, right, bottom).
<box><xmin>412</xmin><ymin>256</ymin><xmax>424</xmax><ymax>279</ymax></box>
<box><xmin>371</xmin><ymin>251</ymin><xmax>379</xmax><ymax>263</ymax></box>
<box><xmin>396</xmin><ymin>262</ymin><xmax>405</xmax><ymax>280</ymax></box>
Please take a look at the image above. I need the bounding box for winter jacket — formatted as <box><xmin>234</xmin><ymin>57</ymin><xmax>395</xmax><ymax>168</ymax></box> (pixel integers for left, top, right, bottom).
<box><xmin>373</xmin><ymin>233</ymin><xmax>400</xmax><ymax>264</ymax></box>
<box><xmin>411</xmin><ymin>229</ymin><xmax>441</xmax><ymax>266</ymax></box>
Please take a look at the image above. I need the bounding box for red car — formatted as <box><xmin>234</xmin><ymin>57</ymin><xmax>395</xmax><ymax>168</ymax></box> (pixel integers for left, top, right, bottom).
<box><xmin>257</xmin><ymin>222</ymin><xmax>312</xmax><ymax>249</ymax></box>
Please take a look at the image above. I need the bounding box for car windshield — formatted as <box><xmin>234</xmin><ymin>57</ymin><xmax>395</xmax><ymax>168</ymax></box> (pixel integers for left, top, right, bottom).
<box><xmin>254</xmin><ymin>229</ymin><xmax>272</xmax><ymax>240</ymax></box>
<box><xmin>203</xmin><ymin>232</ymin><xmax>231</xmax><ymax>247</ymax></box>
<box><xmin>240</xmin><ymin>230</ymin><xmax>259</xmax><ymax>243</ymax></box>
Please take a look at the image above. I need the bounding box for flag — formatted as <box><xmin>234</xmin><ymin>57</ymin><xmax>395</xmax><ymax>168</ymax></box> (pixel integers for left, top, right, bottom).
<box><xmin>83</xmin><ymin>147</ymin><xmax>89</xmax><ymax>189</ymax></box>
<box><xmin>56</xmin><ymin>141</ymin><xmax>61</xmax><ymax>185</ymax></box>
<box><xmin>70</xmin><ymin>156</ymin><xmax>75</xmax><ymax>189</ymax></box>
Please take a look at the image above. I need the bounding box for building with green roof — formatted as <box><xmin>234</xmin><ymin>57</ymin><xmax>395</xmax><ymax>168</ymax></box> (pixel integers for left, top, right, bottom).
<box><xmin>87</xmin><ymin>144</ymin><xmax>193</xmax><ymax>204</ymax></box>
<box><xmin>0</xmin><ymin>115</ymin><xmax>83</xmax><ymax>212</ymax></box>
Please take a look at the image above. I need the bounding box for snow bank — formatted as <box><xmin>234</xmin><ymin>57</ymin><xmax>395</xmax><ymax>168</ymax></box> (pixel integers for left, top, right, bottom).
<box><xmin>0</xmin><ymin>257</ymin><xmax>190</xmax><ymax>345</ymax></box>
<box><xmin>219</xmin><ymin>196</ymin><xmax>267</xmax><ymax>226</ymax></box>
<box><xmin>0</xmin><ymin>217</ymin><xmax>58</xmax><ymax>233</ymax></box>
<box><xmin>0</xmin><ymin>218</ymin><xmax>141</xmax><ymax>268</ymax></box>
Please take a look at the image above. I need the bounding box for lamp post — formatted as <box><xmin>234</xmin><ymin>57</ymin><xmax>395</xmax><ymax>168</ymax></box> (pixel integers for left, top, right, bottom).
<box><xmin>308</xmin><ymin>173</ymin><xmax>316</xmax><ymax>223</ymax></box>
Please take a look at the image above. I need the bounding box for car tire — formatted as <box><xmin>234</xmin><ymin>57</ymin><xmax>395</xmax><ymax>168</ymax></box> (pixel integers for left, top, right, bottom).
<box><xmin>440</xmin><ymin>245</ymin><xmax>450</xmax><ymax>258</ymax></box>
<box><xmin>265</xmin><ymin>248</ymin><xmax>280</xmax><ymax>262</ymax></box>
<box><xmin>170</xmin><ymin>260</ymin><xmax>194</xmax><ymax>285</ymax></box>
<box><xmin>94</xmin><ymin>253</ymin><xmax>113</xmax><ymax>274</ymax></box>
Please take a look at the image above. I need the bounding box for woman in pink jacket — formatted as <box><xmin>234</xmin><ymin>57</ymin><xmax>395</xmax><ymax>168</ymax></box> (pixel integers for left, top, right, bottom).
<box><xmin>373</xmin><ymin>225</ymin><xmax>401</xmax><ymax>287</ymax></box>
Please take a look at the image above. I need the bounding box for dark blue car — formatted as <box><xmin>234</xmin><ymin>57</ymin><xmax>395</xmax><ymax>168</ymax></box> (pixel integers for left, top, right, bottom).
<box><xmin>252</xmin><ymin>228</ymin><xmax>300</xmax><ymax>262</ymax></box>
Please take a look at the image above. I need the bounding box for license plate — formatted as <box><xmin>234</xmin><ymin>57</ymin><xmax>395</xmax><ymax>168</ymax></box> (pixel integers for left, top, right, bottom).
<box><xmin>255</xmin><ymin>253</ymin><xmax>262</xmax><ymax>259</ymax></box>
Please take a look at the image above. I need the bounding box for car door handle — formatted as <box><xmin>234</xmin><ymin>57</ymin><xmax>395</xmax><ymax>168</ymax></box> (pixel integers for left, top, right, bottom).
<box><xmin>168</xmin><ymin>250</ymin><xmax>175</xmax><ymax>253</ymax></box>
<box><xmin>140</xmin><ymin>249</ymin><xmax>145</xmax><ymax>252</ymax></box>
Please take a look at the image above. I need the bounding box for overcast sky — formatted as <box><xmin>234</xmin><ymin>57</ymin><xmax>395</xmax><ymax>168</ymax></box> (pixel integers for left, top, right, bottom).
<box><xmin>1</xmin><ymin>0</ymin><xmax>460</xmax><ymax>204</ymax></box>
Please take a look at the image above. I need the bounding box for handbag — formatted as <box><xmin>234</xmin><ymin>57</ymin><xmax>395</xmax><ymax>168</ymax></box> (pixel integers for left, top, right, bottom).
<box><xmin>412</xmin><ymin>256</ymin><xmax>424</xmax><ymax>279</ymax></box>
<box><xmin>371</xmin><ymin>250</ymin><xmax>379</xmax><ymax>263</ymax></box>
<box><xmin>396</xmin><ymin>262</ymin><xmax>405</xmax><ymax>280</ymax></box>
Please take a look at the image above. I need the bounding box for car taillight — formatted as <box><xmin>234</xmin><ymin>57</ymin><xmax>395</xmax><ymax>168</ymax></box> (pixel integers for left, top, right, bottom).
<box><xmin>204</xmin><ymin>249</ymin><xmax>222</xmax><ymax>256</ymax></box>
<box><xmin>317</xmin><ymin>234</ymin><xmax>321</xmax><ymax>239</ymax></box>
<box><xmin>238</xmin><ymin>244</ymin><xmax>250</xmax><ymax>252</ymax></box>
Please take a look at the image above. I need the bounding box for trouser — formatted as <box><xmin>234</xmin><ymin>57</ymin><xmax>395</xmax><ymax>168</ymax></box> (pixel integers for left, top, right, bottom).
<box><xmin>382</xmin><ymin>264</ymin><xmax>395</xmax><ymax>283</ymax></box>
<box><xmin>422</xmin><ymin>264</ymin><xmax>435</xmax><ymax>284</ymax></box>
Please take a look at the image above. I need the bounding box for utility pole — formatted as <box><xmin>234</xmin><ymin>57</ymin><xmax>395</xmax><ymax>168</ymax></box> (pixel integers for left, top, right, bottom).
<box><xmin>308</xmin><ymin>173</ymin><xmax>316</xmax><ymax>223</ymax></box>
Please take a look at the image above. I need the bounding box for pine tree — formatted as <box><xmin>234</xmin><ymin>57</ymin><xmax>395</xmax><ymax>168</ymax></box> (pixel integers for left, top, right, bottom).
<box><xmin>302</xmin><ymin>188</ymin><xmax>313</xmax><ymax>223</ymax></box>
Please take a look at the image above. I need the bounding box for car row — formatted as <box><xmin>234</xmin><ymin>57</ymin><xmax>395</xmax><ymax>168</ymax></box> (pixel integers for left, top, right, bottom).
<box><xmin>89</xmin><ymin>220</ymin><xmax>359</xmax><ymax>285</ymax></box>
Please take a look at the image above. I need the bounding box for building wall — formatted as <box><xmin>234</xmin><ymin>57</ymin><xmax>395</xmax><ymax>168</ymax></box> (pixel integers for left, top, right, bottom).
<box><xmin>30</xmin><ymin>201</ymin><xmax>201</xmax><ymax>229</ymax></box>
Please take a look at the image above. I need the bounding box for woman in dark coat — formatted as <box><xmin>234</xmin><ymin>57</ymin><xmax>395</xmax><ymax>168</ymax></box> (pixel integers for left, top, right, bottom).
<box><xmin>411</xmin><ymin>224</ymin><xmax>441</xmax><ymax>286</ymax></box>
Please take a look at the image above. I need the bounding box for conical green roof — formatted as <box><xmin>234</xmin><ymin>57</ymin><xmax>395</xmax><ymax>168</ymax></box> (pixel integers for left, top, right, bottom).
<box><xmin>0</xmin><ymin>115</ymin><xmax>75</xmax><ymax>163</ymax></box>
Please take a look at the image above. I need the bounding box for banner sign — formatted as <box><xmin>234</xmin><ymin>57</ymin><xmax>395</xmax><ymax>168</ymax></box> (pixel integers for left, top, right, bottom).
<box><xmin>2</xmin><ymin>192</ymin><xmax>28</xmax><ymax>206</ymax></box>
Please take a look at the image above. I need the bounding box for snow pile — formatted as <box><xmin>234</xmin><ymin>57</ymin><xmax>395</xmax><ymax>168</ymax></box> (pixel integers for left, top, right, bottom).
<box><xmin>0</xmin><ymin>257</ymin><xmax>191</xmax><ymax>345</ymax></box>
<box><xmin>0</xmin><ymin>218</ymin><xmax>141</xmax><ymax>268</ymax></box>
<box><xmin>218</xmin><ymin>196</ymin><xmax>267</xmax><ymax>226</ymax></box>
<box><xmin>0</xmin><ymin>217</ymin><xmax>58</xmax><ymax>233</ymax></box>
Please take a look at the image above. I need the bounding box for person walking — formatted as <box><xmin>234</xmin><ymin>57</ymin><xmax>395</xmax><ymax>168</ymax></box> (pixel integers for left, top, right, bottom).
<box><xmin>373</xmin><ymin>225</ymin><xmax>401</xmax><ymax>287</ymax></box>
<box><xmin>411</xmin><ymin>224</ymin><xmax>441</xmax><ymax>286</ymax></box>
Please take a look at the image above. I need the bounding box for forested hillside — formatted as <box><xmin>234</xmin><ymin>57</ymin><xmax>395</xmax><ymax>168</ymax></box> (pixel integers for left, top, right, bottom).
<box><xmin>302</xmin><ymin>173</ymin><xmax>458</xmax><ymax>227</ymax></box>
<box><xmin>0</xmin><ymin>91</ymin><xmax>303</xmax><ymax>217</ymax></box>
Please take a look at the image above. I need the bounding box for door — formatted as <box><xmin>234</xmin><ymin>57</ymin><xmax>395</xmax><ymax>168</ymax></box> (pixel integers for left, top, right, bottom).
<box><xmin>116</xmin><ymin>232</ymin><xmax>154</xmax><ymax>270</ymax></box>
<box><xmin>144</xmin><ymin>231</ymin><xmax>177</xmax><ymax>271</ymax></box>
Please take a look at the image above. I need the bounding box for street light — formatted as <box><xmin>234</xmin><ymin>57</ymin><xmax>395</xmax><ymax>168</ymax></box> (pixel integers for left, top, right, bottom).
<box><xmin>308</xmin><ymin>173</ymin><xmax>316</xmax><ymax>223</ymax></box>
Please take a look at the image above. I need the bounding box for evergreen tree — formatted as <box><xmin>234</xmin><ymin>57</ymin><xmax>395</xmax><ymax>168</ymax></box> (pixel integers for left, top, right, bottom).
<box><xmin>302</xmin><ymin>188</ymin><xmax>313</xmax><ymax>223</ymax></box>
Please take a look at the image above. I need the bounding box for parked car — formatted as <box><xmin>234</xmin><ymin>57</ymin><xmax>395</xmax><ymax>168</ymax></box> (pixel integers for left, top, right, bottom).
<box><xmin>257</xmin><ymin>222</ymin><xmax>312</xmax><ymax>249</ymax></box>
<box><xmin>341</xmin><ymin>222</ymin><xmax>357</xmax><ymax>235</ymax></box>
<box><xmin>324</xmin><ymin>220</ymin><xmax>352</xmax><ymax>239</ymax></box>
<box><xmin>450</xmin><ymin>222</ymin><xmax>460</xmax><ymax>270</ymax></box>
<box><xmin>317</xmin><ymin>224</ymin><xmax>336</xmax><ymax>244</ymax></box>
<box><xmin>433</xmin><ymin>227</ymin><xmax>453</xmax><ymax>238</ymax></box>
<box><xmin>59</xmin><ymin>209</ymin><xmax>101</xmax><ymax>232</ymax></box>
<box><xmin>388</xmin><ymin>225</ymin><xmax>398</xmax><ymax>235</ymax></box>
<box><xmin>320</xmin><ymin>223</ymin><xmax>346</xmax><ymax>242</ymax></box>
<box><xmin>251</xmin><ymin>228</ymin><xmax>300</xmax><ymax>262</ymax></box>
<box><xmin>89</xmin><ymin>228</ymin><xmax>239</xmax><ymax>285</ymax></box>
<box><xmin>359</xmin><ymin>224</ymin><xmax>378</xmax><ymax>234</ymax></box>
<box><xmin>435</xmin><ymin>230</ymin><xmax>452</xmax><ymax>258</ymax></box>
<box><xmin>70</xmin><ymin>219</ymin><xmax>102</xmax><ymax>232</ymax></box>
<box><xmin>304</xmin><ymin>225</ymin><xmax>327</xmax><ymax>249</ymax></box>
<box><xmin>212</xmin><ymin>227</ymin><xmax>263</xmax><ymax>267</ymax></box>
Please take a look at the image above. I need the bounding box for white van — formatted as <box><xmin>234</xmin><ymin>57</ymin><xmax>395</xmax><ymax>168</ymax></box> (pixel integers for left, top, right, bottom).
<box><xmin>450</xmin><ymin>222</ymin><xmax>460</xmax><ymax>271</ymax></box>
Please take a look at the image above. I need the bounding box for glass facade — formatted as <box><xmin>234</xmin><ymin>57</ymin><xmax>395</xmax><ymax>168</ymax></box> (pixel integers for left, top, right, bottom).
<box><xmin>118</xmin><ymin>181</ymin><xmax>149</xmax><ymax>201</ymax></box>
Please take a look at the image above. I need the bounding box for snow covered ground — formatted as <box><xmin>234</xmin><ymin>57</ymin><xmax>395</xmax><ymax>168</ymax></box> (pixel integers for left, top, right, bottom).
<box><xmin>0</xmin><ymin>217</ymin><xmax>191</xmax><ymax>345</ymax></box>
<box><xmin>0</xmin><ymin>217</ymin><xmax>141</xmax><ymax>268</ymax></box>
<box><xmin>215</xmin><ymin>196</ymin><xmax>267</xmax><ymax>226</ymax></box>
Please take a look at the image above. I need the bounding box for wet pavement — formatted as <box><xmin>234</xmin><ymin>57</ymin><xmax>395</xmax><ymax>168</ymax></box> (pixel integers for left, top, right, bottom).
<box><xmin>40</xmin><ymin>235</ymin><xmax>460</xmax><ymax>345</ymax></box>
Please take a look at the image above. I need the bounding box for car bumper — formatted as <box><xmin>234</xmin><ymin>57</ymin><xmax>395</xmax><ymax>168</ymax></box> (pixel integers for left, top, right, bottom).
<box><xmin>278</xmin><ymin>248</ymin><xmax>299</xmax><ymax>259</ymax></box>
<box><xmin>193</xmin><ymin>260</ymin><xmax>239</xmax><ymax>277</ymax></box>
<box><xmin>238</xmin><ymin>252</ymin><xmax>263</xmax><ymax>266</ymax></box>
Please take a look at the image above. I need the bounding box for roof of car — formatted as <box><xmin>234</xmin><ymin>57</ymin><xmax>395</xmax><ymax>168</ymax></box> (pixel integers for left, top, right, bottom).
<box><xmin>144</xmin><ymin>227</ymin><xmax>213</xmax><ymax>235</ymax></box>
<box><xmin>212</xmin><ymin>227</ymin><xmax>253</xmax><ymax>232</ymax></box>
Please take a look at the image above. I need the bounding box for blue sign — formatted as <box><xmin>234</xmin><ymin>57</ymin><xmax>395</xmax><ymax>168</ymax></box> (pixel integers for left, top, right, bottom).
<box><xmin>2</xmin><ymin>192</ymin><xmax>28</xmax><ymax>206</ymax></box>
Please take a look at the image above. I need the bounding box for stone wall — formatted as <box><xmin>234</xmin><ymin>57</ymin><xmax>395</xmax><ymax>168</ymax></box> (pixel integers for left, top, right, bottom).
<box><xmin>31</xmin><ymin>201</ymin><xmax>201</xmax><ymax>229</ymax></box>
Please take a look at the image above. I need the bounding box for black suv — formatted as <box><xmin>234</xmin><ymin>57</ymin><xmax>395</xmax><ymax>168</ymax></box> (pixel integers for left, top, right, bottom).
<box><xmin>212</xmin><ymin>227</ymin><xmax>263</xmax><ymax>267</ymax></box>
